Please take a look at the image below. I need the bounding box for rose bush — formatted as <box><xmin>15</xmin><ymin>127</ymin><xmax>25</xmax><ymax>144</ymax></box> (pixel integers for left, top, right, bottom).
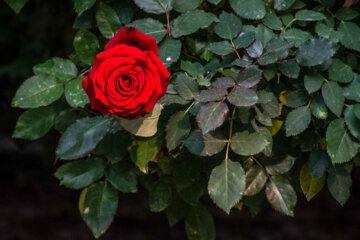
<box><xmin>9</xmin><ymin>0</ymin><xmax>360</xmax><ymax>239</ymax></box>
<box><xmin>83</xmin><ymin>27</ymin><xmax>170</xmax><ymax>119</ymax></box>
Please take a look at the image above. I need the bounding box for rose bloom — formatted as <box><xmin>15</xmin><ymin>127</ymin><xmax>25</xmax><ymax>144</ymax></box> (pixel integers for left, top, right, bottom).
<box><xmin>82</xmin><ymin>27</ymin><xmax>170</xmax><ymax>119</ymax></box>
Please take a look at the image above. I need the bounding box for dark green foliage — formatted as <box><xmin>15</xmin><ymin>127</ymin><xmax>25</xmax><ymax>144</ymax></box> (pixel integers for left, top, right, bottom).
<box><xmin>11</xmin><ymin>0</ymin><xmax>360</xmax><ymax>238</ymax></box>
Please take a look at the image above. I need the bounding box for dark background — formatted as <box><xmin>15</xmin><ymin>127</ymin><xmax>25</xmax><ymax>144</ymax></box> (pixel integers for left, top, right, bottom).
<box><xmin>1</xmin><ymin>1</ymin><xmax>360</xmax><ymax>239</ymax></box>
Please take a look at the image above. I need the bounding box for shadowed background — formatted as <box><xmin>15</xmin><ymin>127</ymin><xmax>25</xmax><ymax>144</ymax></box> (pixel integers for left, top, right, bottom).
<box><xmin>1</xmin><ymin>1</ymin><xmax>360</xmax><ymax>239</ymax></box>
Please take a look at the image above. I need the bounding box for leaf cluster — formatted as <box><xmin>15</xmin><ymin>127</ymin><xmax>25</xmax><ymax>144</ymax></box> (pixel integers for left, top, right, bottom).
<box><xmin>10</xmin><ymin>0</ymin><xmax>360</xmax><ymax>239</ymax></box>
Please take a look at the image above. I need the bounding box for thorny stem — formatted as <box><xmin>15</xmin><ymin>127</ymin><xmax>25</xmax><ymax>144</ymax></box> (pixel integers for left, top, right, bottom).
<box><xmin>326</xmin><ymin>8</ymin><xmax>336</xmax><ymax>18</ymax></box>
<box><xmin>250</xmin><ymin>156</ymin><xmax>270</xmax><ymax>178</ymax></box>
<box><xmin>184</xmin><ymin>101</ymin><xmax>195</xmax><ymax>114</ymax></box>
<box><xmin>225</xmin><ymin>107</ymin><xmax>236</xmax><ymax>162</ymax></box>
<box><xmin>282</xmin><ymin>18</ymin><xmax>296</xmax><ymax>32</ymax></box>
<box><xmin>79</xmin><ymin>67</ymin><xmax>91</xmax><ymax>77</ymax></box>
<box><xmin>166</xmin><ymin>11</ymin><xmax>171</xmax><ymax>36</ymax></box>
<box><xmin>230</xmin><ymin>39</ymin><xmax>241</xmax><ymax>59</ymax></box>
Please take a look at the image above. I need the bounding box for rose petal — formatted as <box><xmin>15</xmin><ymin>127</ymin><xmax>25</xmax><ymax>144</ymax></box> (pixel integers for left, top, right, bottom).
<box><xmin>105</xmin><ymin>27</ymin><xmax>158</xmax><ymax>55</ymax></box>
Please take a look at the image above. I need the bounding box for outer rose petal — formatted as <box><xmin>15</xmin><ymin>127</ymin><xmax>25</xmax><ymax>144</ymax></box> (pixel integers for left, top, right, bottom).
<box><xmin>105</xmin><ymin>27</ymin><xmax>158</xmax><ymax>55</ymax></box>
<box><xmin>82</xmin><ymin>76</ymin><xmax>108</xmax><ymax>115</ymax></box>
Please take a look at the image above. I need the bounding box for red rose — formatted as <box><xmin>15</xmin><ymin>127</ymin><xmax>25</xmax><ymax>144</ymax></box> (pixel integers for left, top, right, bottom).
<box><xmin>82</xmin><ymin>27</ymin><xmax>170</xmax><ymax>119</ymax></box>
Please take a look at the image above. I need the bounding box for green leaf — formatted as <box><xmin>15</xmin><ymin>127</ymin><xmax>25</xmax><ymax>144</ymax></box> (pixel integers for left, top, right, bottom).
<box><xmin>309</xmin><ymin>150</ymin><xmax>330</xmax><ymax>179</ymax></box>
<box><xmin>65</xmin><ymin>77</ymin><xmax>90</xmax><ymax>108</ymax></box>
<box><xmin>4</xmin><ymin>0</ymin><xmax>28</xmax><ymax>13</ymax></box>
<box><xmin>227</xmin><ymin>87</ymin><xmax>258</xmax><ymax>107</ymax></box>
<box><xmin>185</xmin><ymin>204</ymin><xmax>215</xmax><ymax>240</ymax></box>
<box><xmin>229</xmin><ymin>0</ymin><xmax>266</xmax><ymax>20</ymax></box>
<box><xmin>111</xmin><ymin>0</ymin><xmax>134</xmax><ymax>24</ymax></box>
<box><xmin>329</xmin><ymin>59</ymin><xmax>355</xmax><ymax>83</ymax></box>
<box><xmin>33</xmin><ymin>57</ymin><xmax>78</xmax><ymax>83</ymax></box>
<box><xmin>208</xmin><ymin>159</ymin><xmax>246</xmax><ymax>213</ymax></box>
<box><xmin>257</xmin><ymin>90</ymin><xmax>274</xmax><ymax>104</ymax></box>
<box><xmin>127</xmin><ymin>18</ymin><xmax>167</xmax><ymax>43</ymax></box>
<box><xmin>300</xmin><ymin>163</ymin><xmax>325</xmax><ymax>201</ymax></box>
<box><xmin>212</xmin><ymin>77</ymin><xmax>235</xmax><ymax>89</ymax></box>
<box><xmin>296</xmin><ymin>38</ymin><xmax>336</xmax><ymax>67</ymax></box>
<box><xmin>327</xmin><ymin>165</ymin><xmax>352</xmax><ymax>206</ymax></box>
<box><xmin>149</xmin><ymin>177</ymin><xmax>172</xmax><ymax>212</ymax></box>
<box><xmin>310</xmin><ymin>95</ymin><xmax>328</xmax><ymax>119</ymax></box>
<box><xmin>304</xmin><ymin>73</ymin><xmax>323</xmax><ymax>94</ymax></box>
<box><xmin>105</xmin><ymin>161</ymin><xmax>137</xmax><ymax>193</ymax></box>
<box><xmin>344</xmin><ymin>74</ymin><xmax>360</xmax><ymax>102</ymax></box>
<box><xmin>159</xmin><ymin>94</ymin><xmax>190</xmax><ymax>106</ymax></box>
<box><xmin>335</xmin><ymin>8</ymin><xmax>359</xmax><ymax>21</ymax></box>
<box><xmin>55</xmin><ymin>110</ymin><xmax>79</xmax><ymax>133</ymax></box>
<box><xmin>231</xmin><ymin>131</ymin><xmax>269</xmax><ymax>156</ymax></box>
<box><xmin>237</xmin><ymin>66</ymin><xmax>263</xmax><ymax>88</ymax></box>
<box><xmin>180</xmin><ymin>61</ymin><xmax>205</xmax><ymax>77</ymax></box>
<box><xmin>133</xmin><ymin>0</ymin><xmax>174</xmax><ymax>14</ymax></box>
<box><xmin>315</xmin><ymin>22</ymin><xmax>343</xmax><ymax>43</ymax></box>
<box><xmin>326</xmin><ymin>119</ymin><xmax>359</xmax><ymax>164</ymax></box>
<box><xmin>12</xmin><ymin>107</ymin><xmax>55</xmax><ymax>140</ymax></box>
<box><xmin>354</xmin><ymin>104</ymin><xmax>360</xmax><ymax>119</ymax></box>
<box><xmin>233</xmin><ymin>58</ymin><xmax>253</xmax><ymax>67</ymax></box>
<box><xmin>196</xmin><ymin>88</ymin><xmax>228</xmax><ymax>103</ymax></box>
<box><xmin>338</xmin><ymin>21</ymin><xmax>360</xmax><ymax>52</ymax></box>
<box><xmin>265</xmin><ymin>176</ymin><xmax>297</xmax><ymax>216</ymax></box>
<box><xmin>261</xmin><ymin>93</ymin><xmax>281</xmax><ymax>117</ymax></box>
<box><xmin>12</xmin><ymin>75</ymin><xmax>63</xmax><ymax>108</ymax></box>
<box><xmin>56</xmin><ymin>116</ymin><xmax>111</xmax><ymax>160</ymax></box>
<box><xmin>173</xmin><ymin>0</ymin><xmax>203</xmax><ymax>12</ymax></box>
<box><xmin>73</xmin><ymin>9</ymin><xmax>95</xmax><ymax>29</ymax></box>
<box><xmin>179</xmin><ymin>179</ymin><xmax>205</xmax><ymax>206</ymax></box>
<box><xmin>255</xmin><ymin>106</ymin><xmax>272</xmax><ymax>126</ymax></box>
<box><xmin>96</xmin><ymin>2</ymin><xmax>122</xmax><ymax>39</ymax></box>
<box><xmin>295</xmin><ymin>10</ymin><xmax>326</xmax><ymax>21</ymax></box>
<box><xmin>215</xmin><ymin>11</ymin><xmax>242</xmax><ymax>40</ymax></box>
<box><xmin>254</xmin><ymin>23</ymin><xmax>276</xmax><ymax>47</ymax></box>
<box><xmin>184</xmin><ymin>130</ymin><xmax>227</xmax><ymax>156</ymax></box>
<box><xmin>129</xmin><ymin>134</ymin><xmax>162</xmax><ymax>173</ymax></box>
<box><xmin>265</xmin><ymin>155</ymin><xmax>296</xmax><ymax>175</ymax></box>
<box><xmin>345</xmin><ymin>105</ymin><xmax>360</xmax><ymax>138</ymax></box>
<box><xmin>243</xmin><ymin>166</ymin><xmax>268</xmax><ymax>196</ymax></box>
<box><xmin>79</xmin><ymin>181</ymin><xmax>118</xmax><ymax>238</ymax></box>
<box><xmin>274</xmin><ymin>0</ymin><xmax>295</xmax><ymax>11</ymax></box>
<box><xmin>174</xmin><ymin>73</ymin><xmax>199</xmax><ymax>100</ymax></box>
<box><xmin>74</xmin><ymin>0</ymin><xmax>96</xmax><ymax>15</ymax></box>
<box><xmin>321</xmin><ymin>81</ymin><xmax>344</xmax><ymax>117</ymax></box>
<box><xmin>290</xmin><ymin>0</ymin><xmax>306</xmax><ymax>8</ymax></box>
<box><xmin>278</xmin><ymin>60</ymin><xmax>300</xmax><ymax>79</ymax></box>
<box><xmin>264</xmin><ymin>11</ymin><xmax>283</xmax><ymax>31</ymax></box>
<box><xmin>117</xmin><ymin>103</ymin><xmax>163</xmax><ymax>137</ymax></box>
<box><xmin>233</xmin><ymin>32</ymin><xmax>255</xmax><ymax>48</ymax></box>
<box><xmin>281</xmin><ymin>28</ymin><xmax>312</xmax><ymax>47</ymax></box>
<box><xmin>266</xmin><ymin>36</ymin><xmax>294</xmax><ymax>53</ymax></box>
<box><xmin>166</xmin><ymin>194</ymin><xmax>189</xmax><ymax>227</ymax></box>
<box><xmin>206</xmin><ymin>41</ymin><xmax>234</xmax><ymax>56</ymax></box>
<box><xmin>285</xmin><ymin>90</ymin><xmax>308</xmax><ymax>108</ymax></box>
<box><xmin>246</xmin><ymin>39</ymin><xmax>263</xmax><ymax>58</ymax></box>
<box><xmin>166</xmin><ymin>111</ymin><xmax>191</xmax><ymax>151</ymax></box>
<box><xmin>171</xmin><ymin>10</ymin><xmax>218</xmax><ymax>38</ymax></box>
<box><xmin>285</xmin><ymin>106</ymin><xmax>311</xmax><ymax>137</ymax></box>
<box><xmin>55</xmin><ymin>157</ymin><xmax>106</xmax><ymax>189</ymax></box>
<box><xmin>196</xmin><ymin>102</ymin><xmax>229</xmax><ymax>134</ymax></box>
<box><xmin>95</xmin><ymin>132</ymin><xmax>128</xmax><ymax>163</ymax></box>
<box><xmin>73</xmin><ymin>29</ymin><xmax>100</xmax><ymax>65</ymax></box>
<box><xmin>158</xmin><ymin>38</ymin><xmax>182</xmax><ymax>67</ymax></box>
